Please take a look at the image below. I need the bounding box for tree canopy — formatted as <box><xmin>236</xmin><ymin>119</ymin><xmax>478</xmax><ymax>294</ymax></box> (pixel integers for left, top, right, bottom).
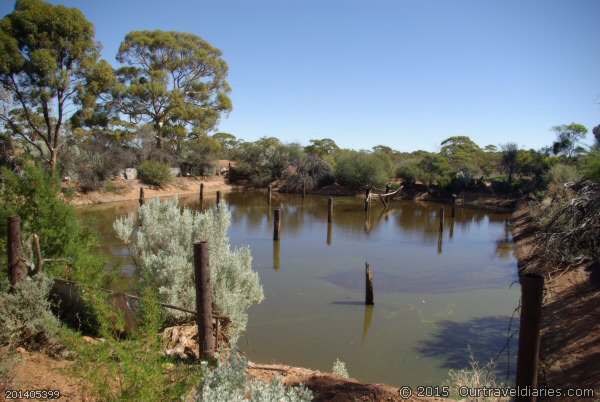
<box><xmin>0</xmin><ymin>0</ymin><xmax>114</xmax><ymax>173</ymax></box>
<box><xmin>115</xmin><ymin>30</ymin><xmax>232</xmax><ymax>149</ymax></box>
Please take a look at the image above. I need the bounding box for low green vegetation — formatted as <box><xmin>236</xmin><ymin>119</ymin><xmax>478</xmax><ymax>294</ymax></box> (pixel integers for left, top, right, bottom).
<box><xmin>137</xmin><ymin>160</ymin><xmax>173</xmax><ymax>187</ymax></box>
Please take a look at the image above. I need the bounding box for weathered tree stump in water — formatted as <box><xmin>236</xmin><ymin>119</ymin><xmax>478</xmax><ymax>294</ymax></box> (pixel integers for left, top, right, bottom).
<box><xmin>516</xmin><ymin>274</ymin><xmax>544</xmax><ymax>401</ymax></box>
<box><xmin>365</xmin><ymin>263</ymin><xmax>374</xmax><ymax>305</ymax></box>
<box><xmin>364</xmin><ymin>188</ymin><xmax>371</xmax><ymax>212</ymax></box>
<box><xmin>439</xmin><ymin>208</ymin><xmax>444</xmax><ymax>233</ymax></box>
<box><xmin>7</xmin><ymin>216</ymin><xmax>27</xmax><ymax>286</ymax></box>
<box><xmin>273</xmin><ymin>208</ymin><xmax>281</xmax><ymax>241</ymax></box>
<box><xmin>193</xmin><ymin>241</ymin><xmax>215</xmax><ymax>360</ymax></box>
<box><xmin>328</xmin><ymin>197</ymin><xmax>334</xmax><ymax>223</ymax></box>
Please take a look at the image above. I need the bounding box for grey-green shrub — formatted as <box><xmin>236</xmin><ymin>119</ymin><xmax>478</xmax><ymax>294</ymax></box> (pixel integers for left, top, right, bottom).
<box><xmin>0</xmin><ymin>273</ymin><xmax>58</xmax><ymax>347</ymax></box>
<box><xmin>331</xmin><ymin>358</ymin><xmax>349</xmax><ymax>378</ymax></box>
<box><xmin>114</xmin><ymin>198</ymin><xmax>264</xmax><ymax>344</ymax></box>
<box><xmin>137</xmin><ymin>160</ymin><xmax>173</xmax><ymax>186</ymax></box>
<box><xmin>198</xmin><ymin>353</ymin><xmax>313</xmax><ymax>402</ymax></box>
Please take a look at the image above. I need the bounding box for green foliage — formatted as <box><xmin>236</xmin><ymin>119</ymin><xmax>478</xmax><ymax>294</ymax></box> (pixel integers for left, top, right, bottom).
<box><xmin>547</xmin><ymin>163</ymin><xmax>580</xmax><ymax>187</ymax></box>
<box><xmin>304</xmin><ymin>138</ymin><xmax>339</xmax><ymax>159</ymax></box>
<box><xmin>62</xmin><ymin>287</ymin><xmax>203</xmax><ymax>401</ymax></box>
<box><xmin>0</xmin><ymin>0</ymin><xmax>114</xmax><ymax>172</ymax></box>
<box><xmin>581</xmin><ymin>150</ymin><xmax>600</xmax><ymax>183</ymax></box>
<box><xmin>61</xmin><ymin>133</ymin><xmax>137</xmax><ymax>192</ymax></box>
<box><xmin>198</xmin><ymin>352</ymin><xmax>313</xmax><ymax>402</ymax></box>
<box><xmin>115</xmin><ymin>30</ymin><xmax>231</xmax><ymax>149</ymax></box>
<box><xmin>114</xmin><ymin>198</ymin><xmax>264</xmax><ymax>344</ymax></box>
<box><xmin>212</xmin><ymin>132</ymin><xmax>240</xmax><ymax>159</ymax></box>
<box><xmin>231</xmin><ymin>137</ymin><xmax>296</xmax><ymax>186</ymax></box>
<box><xmin>551</xmin><ymin>123</ymin><xmax>588</xmax><ymax>159</ymax></box>
<box><xmin>179</xmin><ymin>135</ymin><xmax>220</xmax><ymax>176</ymax></box>
<box><xmin>440</xmin><ymin>136</ymin><xmax>484</xmax><ymax>179</ymax></box>
<box><xmin>334</xmin><ymin>150</ymin><xmax>390</xmax><ymax>189</ymax></box>
<box><xmin>417</xmin><ymin>154</ymin><xmax>451</xmax><ymax>187</ymax></box>
<box><xmin>137</xmin><ymin>160</ymin><xmax>173</xmax><ymax>186</ymax></box>
<box><xmin>395</xmin><ymin>160</ymin><xmax>422</xmax><ymax>185</ymax></box>
<box><xmin>331</xmin><ymin>358</ymin><xmax>349</xmax><ymax>378</ymax></box>
<box><xmin>500</xmin><ymin>143</ymin><xmax>519</xmax><ymax>184</ymax></box>
<box><xmin>0</xmin><ymin>165</ymin><xmax>104</xmax><ymax>285</ymax></box>
<box><xmin>0</xmin><ymin>273</ymin><xmax>59</xmax><ymax>348</ymax></box>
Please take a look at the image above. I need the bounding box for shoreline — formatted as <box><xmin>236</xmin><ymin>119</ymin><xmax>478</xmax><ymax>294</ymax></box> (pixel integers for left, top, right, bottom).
<box><xmin>510</xmin><ymin>202</ymin><xmax>600</xmax><ymax>397</ymax></box>
<box><xmin>68</xmin><ymin>176</ymin><xmax>518</xmax><ymax>213</ymax></box>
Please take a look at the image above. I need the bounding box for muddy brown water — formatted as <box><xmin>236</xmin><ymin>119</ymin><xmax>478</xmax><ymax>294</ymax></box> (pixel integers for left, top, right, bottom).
<box><xmin>77</xmin><ymin>191</ymin><xmax>519</xmax><ymax>387</ymax></box>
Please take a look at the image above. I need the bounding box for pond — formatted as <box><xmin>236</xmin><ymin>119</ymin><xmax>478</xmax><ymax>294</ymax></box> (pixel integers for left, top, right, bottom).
<box><xmin>77</xmin><ymin>190</ymin><xmax>519</xmax><ymax>387</ymax></box>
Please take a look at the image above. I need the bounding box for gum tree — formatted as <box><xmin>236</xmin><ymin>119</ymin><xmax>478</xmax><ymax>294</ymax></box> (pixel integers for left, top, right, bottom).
<box><xmin>0</xmin><ymin>0</ymin><xmax>114</xmax><ymax>175</ymax></box>
<box><xmin>115</xmin><ymin>30</ymin><xmax>232</xmax><ymax>150</ymax></box>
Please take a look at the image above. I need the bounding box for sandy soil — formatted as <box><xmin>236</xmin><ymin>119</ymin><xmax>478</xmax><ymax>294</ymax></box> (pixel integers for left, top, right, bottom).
<box><xmin>511</xmin><ymin>204</ymin><xmax>600</xmax><ymax>398</ymax></box>
<box><xmin>0</xmin><ymin>347</ymin><xmax>93</xmax><ymax>402</ymax></box>
<box><xmin>1</xmin><ymin>348</ymin><xmax>443</xmax><ymax>402</ymax></box>
<box><xmin>69</xmin><ymin>176</ymin><xmax>239</xmax><ymax>206</ymax></box>
<box><xmin>247</xmin><ymin>362</ymin><xmax>444</xmax><ymax>402</ymax></box>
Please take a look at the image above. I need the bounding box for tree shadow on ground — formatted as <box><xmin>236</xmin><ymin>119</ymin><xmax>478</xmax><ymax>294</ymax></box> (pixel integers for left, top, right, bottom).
<box><xmin>415</xmin><ymin>315</ymin><xmax>518</xmax><ymax>381</ymax></box>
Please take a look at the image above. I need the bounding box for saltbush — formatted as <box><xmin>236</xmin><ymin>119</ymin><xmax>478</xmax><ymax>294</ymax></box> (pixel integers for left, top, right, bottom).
<box><xmin>198</xmin><ymin>352</ymin><xmax>313</xmax><ymax>402</ymax></box>
<box><xmin>331</xmin><ymin>358</ymin><xmax>349</xmax><ymax>378</ymax></box>
<box><xmin>137</xmin><ymin>160</ymin><xmax>173</xmax><ymax>187</ymax></box>
<box><xmin>114</xmin><ymin>198</ymin><xmax>264</xmax><ymax>344</ymax></box>
<box><xmin>0</xmin><ymin>274</ymin><xmax>59</xmax><ymax>348</ymax></box>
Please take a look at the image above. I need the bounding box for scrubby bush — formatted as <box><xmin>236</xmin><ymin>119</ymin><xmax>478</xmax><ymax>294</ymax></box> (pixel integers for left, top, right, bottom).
<box><xmin>395</xmin><ymin>161</ymin><xmax>422</xmax><ymax>186</ymax></box>
<box><xmin>138</xmin><ymin>160</ymin><xmax>173</xmax><ymax>186</ymax></box>
<box><xmin>334</xmin><ymin>151</ymin><xmax>390</xmax><ymax>189</ymax></box>
<box><xmin>0</xmin><ymin>274</ymin><xmax>59</xmax><ymax>348</ymax></box>
<box><xmin>547</xmin><ymin>163</ymin><xmax>580</xmax><ymax>187</ymax></box>
<box><xmin>331</xmin><ymin>358</ymin><xmax>349</xmax><ymax>378</ymax></box>
<box><xmin>581</xmin><ymin>150</ymin><xmax>600</xmax><ymax>183</ymax></box>
<box><xmin>114</xmin><ymin>198</ymin><xmax>264</xmax><ymax>344</ymax></box>
<box><xmin>446</xmin><ymin>357</ymin><xmax>507</xmax><ymax>401</ymax></box>
<box><xmin>0</xmin><ymin>166</ymin><xmax>104</xmax><ymax>286</ymax></box>
<box><xmin>61</xmin><ymin>134</ymin><xmax>137</xmax><ymax>192</ymax></box>
<box><xmin>198</xmin><ymin>352</ymin><xmax>313</xmax><ymax>402</ymax></box>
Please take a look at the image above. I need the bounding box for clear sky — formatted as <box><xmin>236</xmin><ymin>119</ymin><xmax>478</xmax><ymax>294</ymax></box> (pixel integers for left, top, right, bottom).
<box><xmin>2</xmin><ymin>0</ymin><xmax>599</xmax><ymax>152</ymax></box>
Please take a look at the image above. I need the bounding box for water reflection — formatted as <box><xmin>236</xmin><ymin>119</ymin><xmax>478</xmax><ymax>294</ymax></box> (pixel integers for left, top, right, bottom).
<box><xmin>273</xmin><ymin>240</ymin><xmax>281</xmax><ymax>271</ymax></box>
<box><xmin>76</xmin><ymin>190</ymin><xmax>518</xmax><ymax>387</ymax></box>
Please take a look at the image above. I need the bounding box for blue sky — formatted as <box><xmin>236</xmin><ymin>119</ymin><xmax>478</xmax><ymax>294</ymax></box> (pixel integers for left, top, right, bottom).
<box><xmin>2</xmin><ymin>0</ymin><xmax>599</xmax><ymax>152</ymax></box>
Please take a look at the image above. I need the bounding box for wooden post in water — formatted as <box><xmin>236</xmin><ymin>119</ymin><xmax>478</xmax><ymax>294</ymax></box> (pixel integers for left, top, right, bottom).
<box><xmin>365</xmin><ymin>262</ymin><xmax>374</xmax><ymax>305</ymax></box>
<box><xmin>439</xmin><ymin>208</ymin><xmax>444</xmax><ymax>233</ymax></box>
<box><xmin>364</xmin><ymin>188</ymin><xmax>371</xmax><ymax>212</ymax></box>
<box><xmin>193</xmin><ymin>241</ymin><xmax>215</xmax><ymax>360</ymax></box>
<box><xmin>273</xmin><ymin>208</ymin><xmax>281</xmax><ymax>241</ymax></box>
<box><xmin>451</xmin><ymin>194</ymin><xmax>457</xmax><ymax>219</ymax></box>
<box><xmin>515</xmin><ymin>274</ymin><xmax>544</xmax><ymax>401</ymax></box>
<box><xmin>139</xmin><ymin>187</ymin><xmax>145</xmax><ymax>206</ymax></box>
<box><xmin>326</xmin><ymin>222</ymin><xmax>333</xmax><ymax>246</ymax></box>
<box><xmin>328</xmin><ymin>197</ymin><xmax>334</xmax><ymax>223</ymax></box>
<box><xmin>7</xmin><ymin>216</ymin><xmax>26</xmax><ymax>286</ymax></box>
<box><xmin>216</xmin><ymin>191</ymin><xmax>221</xmax><ymax>208</ymax></box>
